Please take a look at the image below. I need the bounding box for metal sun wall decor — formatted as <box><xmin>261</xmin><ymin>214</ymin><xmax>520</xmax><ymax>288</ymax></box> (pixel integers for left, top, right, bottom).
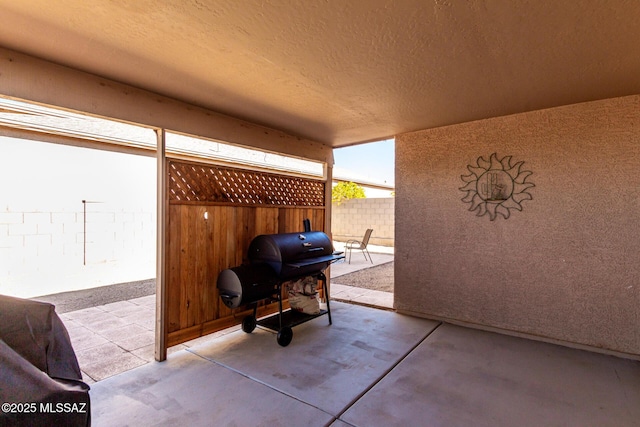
<box><xmin>460</xmin><ymin>153</ymin><xmax>534</xmax><ymax>220</ymax></box>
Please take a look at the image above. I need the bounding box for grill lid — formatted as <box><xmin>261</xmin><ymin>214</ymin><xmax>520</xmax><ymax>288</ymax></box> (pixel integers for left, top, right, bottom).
<box><xmin>248</xmin><ymin>231</ymin><xmax>343</xmax><ymax>279</ymax></box>
<box><xmin>248</xmin><ymin>231</ymin><xmax>333</xmax><ymax>262</ymax></box>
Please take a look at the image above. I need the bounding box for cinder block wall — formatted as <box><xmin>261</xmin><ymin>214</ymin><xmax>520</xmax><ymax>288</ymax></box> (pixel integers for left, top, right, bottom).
<box><xmin>331</xmin><ymin>198</ymin><xmax>394</xmax><ymax>246</ymax></box>
<box><xmin>395</xmin><ymin>95</ymin><xmax>640</xmax><ymax>357</ymax></box>
<box><xmin>0</xmin><ymin>205</ymin><xmax>155</xmax><ymax>297</ymax></box>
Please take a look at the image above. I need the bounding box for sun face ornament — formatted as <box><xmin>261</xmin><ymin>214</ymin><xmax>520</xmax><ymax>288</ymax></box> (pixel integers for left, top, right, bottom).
<box><xmin>460</xmin><ymin>153</ymin><xmax>534</xmax><ymax>220</ymax></box>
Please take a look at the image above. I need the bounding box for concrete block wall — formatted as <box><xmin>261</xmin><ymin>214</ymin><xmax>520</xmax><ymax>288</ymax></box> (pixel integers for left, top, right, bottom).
<box><xmin>331</xmin><ymin>198</ymin><xmax>394</xmax><ymax>246</ymax></box>
<box><xmin>0</xmin><ymin>205</ymin><xmax>156</xmax><ymax>297</ymax></box>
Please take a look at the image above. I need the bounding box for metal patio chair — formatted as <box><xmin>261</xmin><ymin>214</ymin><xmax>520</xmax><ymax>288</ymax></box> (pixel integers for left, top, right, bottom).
<box><xmin>345</xmin><ymin>228</ymin><xmax>374</xmax><ymax>264</ymax></box>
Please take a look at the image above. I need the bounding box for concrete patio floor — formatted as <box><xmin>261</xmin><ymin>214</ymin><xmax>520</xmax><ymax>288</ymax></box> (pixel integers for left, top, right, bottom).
<box><xmin>51</xmin><ymin>247</ymin><xmax>639</xmax><ymax>425</ymax></box>
<box><xmin>89</xmin><ymin>301</ymin><xmax>640</xmax><ymax>427</ymax></box>
<box><xmin>59</xmin><ymin>250</ymin><xmax>395</xmax><ymax>384</ymax></box>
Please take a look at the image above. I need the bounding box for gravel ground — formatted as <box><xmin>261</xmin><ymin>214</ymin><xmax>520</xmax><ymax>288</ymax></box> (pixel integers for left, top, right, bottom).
<box><xmin>332</xmin><ymin>261</ymin><xmax>394</xmax><ymax>293</ymax></box>
<box><xmin>30</xmin><ymin>262</ymin><xmax>395</xmax><ymax>312</ymax></box>
<box><xmin>31</xmin><ymin>279</ymin><xmax>156</xmax><ymax>313</ymax></box>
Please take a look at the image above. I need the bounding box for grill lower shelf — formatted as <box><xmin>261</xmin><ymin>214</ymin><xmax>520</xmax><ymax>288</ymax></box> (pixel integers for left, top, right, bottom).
<box><xmin>257</xmin><ymin>308</ymin><xmax>329</xmax><ymax>331</ymax></box>
<box><xmin>237</xmin><ymin>270</ymin><xmax>333</xmax><ymax>347</ymax></box>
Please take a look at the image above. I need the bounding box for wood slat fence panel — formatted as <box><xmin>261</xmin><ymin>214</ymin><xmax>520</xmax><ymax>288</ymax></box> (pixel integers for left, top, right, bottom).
<box><xmin>164</xmin><ymin>159</ymin><xmax>326</xmax><ymax>347</ymax></box>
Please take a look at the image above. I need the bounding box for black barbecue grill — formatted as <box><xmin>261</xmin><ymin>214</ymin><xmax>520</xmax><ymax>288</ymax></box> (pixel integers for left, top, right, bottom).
<box><xmin>217</xmin><ymin>230</ymin><xmax>344</xmax><ymax>346</ymax></box>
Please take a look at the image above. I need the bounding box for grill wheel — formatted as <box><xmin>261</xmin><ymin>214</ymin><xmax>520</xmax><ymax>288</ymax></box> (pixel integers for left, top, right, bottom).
<box><xmin>277</xmin><ymin>327</ymin><xmax>293</xmax><ymax>347</ymax></box>
<box><xmin>242</xmin><ymin>315</ymin><xmax>257</xmax><ymax>333</ymax></box>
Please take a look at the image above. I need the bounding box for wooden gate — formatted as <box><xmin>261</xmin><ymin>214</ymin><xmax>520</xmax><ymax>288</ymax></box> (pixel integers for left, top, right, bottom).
<box><xmin>163</xmin><ymin>159</ymin><xmax>326</xmax><ymax>347</ymax></box>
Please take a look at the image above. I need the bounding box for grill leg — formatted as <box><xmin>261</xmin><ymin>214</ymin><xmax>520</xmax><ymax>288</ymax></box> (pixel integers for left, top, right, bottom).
<box><xmin>318</xmin><ymin>272</ymin><xmax>332</xmax><ymax>325</ymax></box>
<box><xmin>277</xmin><ymin>283</ymin><xmax>283</xmax><ymax>330</ymax></box>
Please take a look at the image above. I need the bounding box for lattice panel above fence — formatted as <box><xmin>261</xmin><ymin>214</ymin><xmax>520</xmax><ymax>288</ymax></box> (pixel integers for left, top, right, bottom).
<box><xmin>168</xmin><ymin>160</ymin><xmax>325</xmax><ymax>206</ymax></box>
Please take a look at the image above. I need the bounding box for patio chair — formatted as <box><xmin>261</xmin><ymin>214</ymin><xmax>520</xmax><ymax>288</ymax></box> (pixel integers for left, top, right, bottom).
<box><xmin>345</xmin><ymin>228</ymin><xmax>374</xmax><ymax>264</ymax></box>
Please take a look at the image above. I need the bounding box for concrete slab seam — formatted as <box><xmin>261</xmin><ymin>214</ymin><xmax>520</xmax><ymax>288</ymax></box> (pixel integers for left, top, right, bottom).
<box><xmin>183</xmin><ymin>347</ymin><xmax>337</xmax><ymax>419</ymax></box>
<box><xmin>334</xmin><ymin>320</ymin><xmax>444</xmax><ymax>420</ymax></box>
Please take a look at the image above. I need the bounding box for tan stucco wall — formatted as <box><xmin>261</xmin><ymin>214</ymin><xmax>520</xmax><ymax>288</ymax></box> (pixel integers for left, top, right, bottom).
<box><xmin>395</xmin><ymin>95</ymin><xmax>640</xmax><ymax>357</ymax></box>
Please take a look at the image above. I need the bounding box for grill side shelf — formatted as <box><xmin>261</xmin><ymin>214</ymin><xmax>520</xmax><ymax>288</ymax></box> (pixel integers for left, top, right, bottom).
<box><xmin>284</xmin><ymin>253</ymin><xmax>345</xmax><ymax>268</ymax></box>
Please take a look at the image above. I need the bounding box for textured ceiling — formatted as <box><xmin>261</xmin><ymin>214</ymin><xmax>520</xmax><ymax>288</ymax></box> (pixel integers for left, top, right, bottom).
<box><xmin>0</xmin><ymin>0</ymin><xmax>638</xmax><ymax>147</ymax></box>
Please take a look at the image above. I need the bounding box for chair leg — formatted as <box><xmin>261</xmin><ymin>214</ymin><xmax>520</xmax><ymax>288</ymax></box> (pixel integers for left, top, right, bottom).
<box><xmin>364</xmin><ymin>248</ymin><xmax>373</xmax><ymax>264</ymax></box>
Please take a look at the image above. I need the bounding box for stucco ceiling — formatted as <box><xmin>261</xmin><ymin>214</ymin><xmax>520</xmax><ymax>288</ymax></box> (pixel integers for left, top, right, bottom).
<box><xmin>0</xmin><ymin>1</ymin><xmax>638</xmax><ymax>147</ymax></box>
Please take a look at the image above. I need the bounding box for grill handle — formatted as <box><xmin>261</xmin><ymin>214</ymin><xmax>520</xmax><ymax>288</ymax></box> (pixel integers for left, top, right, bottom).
<box><xmin>220</xmin><ymin>292</ymin><xmax>240</xmax><ymax>303</ymax></box>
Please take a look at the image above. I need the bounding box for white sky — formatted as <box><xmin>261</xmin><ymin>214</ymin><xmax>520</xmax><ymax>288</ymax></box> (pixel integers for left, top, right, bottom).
<box><xmin>0</xmin><ymin>95</ymin><xmax>395</xmax><ymax>211</ymax></box>
<box><xmin>333</xmin><ymin>139</ymin><xmax>395</xmax><ymax>186</ymax></box>
<box><xmin>1</xmin><ymin>135</ymin><xmax>396</xmax><ymax>213</ymax></box>
<box><xmin>0</xmin><ymin>136</ymin><xmax>156</xmax><ymax>212</ymax></box>
<box><xmin>0</xmin><ymin>97</ymin><xmax>393</xmax><ymax>201</ymax></box>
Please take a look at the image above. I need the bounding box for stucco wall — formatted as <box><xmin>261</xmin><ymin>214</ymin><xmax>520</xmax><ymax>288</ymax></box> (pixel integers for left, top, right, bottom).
<box><xmin>395</xmin><ymin>95</ymin><xmax>640</xmax><ymax>357</ymax></box>
<box><xmin>331</xmin><ymin>198</ymin><xmax>394</xmax><ymax>246</ymax></box>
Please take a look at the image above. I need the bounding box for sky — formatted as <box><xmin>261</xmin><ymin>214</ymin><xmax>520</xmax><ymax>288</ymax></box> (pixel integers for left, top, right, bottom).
<box><xmin>0</xmin><ymin>98</ymin><xmax>395</xmax><ymax>201</ymax></box>
<box><xmin>1</xmin><ymin>135</ymin><xmax>395</xmax><ymax>213</ymax></box>
<box><xmin>0</xmin><ymin>136</ymin><xmax>156</xmax><ymax>212</ymax></box>
<box><xmin>1</xmin><ymin>135</ymin><xmax>394</xmax><ymax>208</ymax></box>
<box><xmin>332</xmin><ymin>138</ymin><xmax>395</xmax><ymax>186</ymax></box>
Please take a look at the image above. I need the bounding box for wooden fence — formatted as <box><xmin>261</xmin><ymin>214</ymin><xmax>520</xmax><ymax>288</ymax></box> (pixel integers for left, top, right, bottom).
<box><xmin>163</xmin><ymin>159</ymin><xmax>327</xmax><ymax>347</ymax></box>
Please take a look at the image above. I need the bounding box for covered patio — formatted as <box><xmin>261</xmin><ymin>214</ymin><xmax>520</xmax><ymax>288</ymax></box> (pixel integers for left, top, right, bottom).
<box><xmin>1</xmin><ymin>1</ymin><xmax>639</xmax><ymax>426</ymax></box>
